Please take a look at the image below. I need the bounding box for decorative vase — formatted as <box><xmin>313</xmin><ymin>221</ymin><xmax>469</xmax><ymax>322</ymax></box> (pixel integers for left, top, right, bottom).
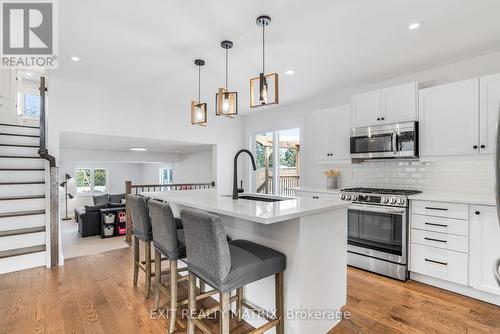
<box><xmin>326</xmin><ymin>176</ymin><xmax>337</xmax><ymax>190</ymax></box>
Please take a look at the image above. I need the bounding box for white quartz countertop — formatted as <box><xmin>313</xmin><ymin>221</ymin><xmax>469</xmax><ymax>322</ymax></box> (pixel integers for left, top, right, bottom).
<box><xmin>287</xmin><ymin>186</ymin><xmax>341</xmax><ymax>195</ymax></box>
<box><xmin>142</xmin><ymin>189</ymin><xmax>349</xmax><ymax>224</ymax></box>
<box><xmin>408</xmin><ymin>192</ymin><xmax>496</xmax><ymax>206</ymax></box>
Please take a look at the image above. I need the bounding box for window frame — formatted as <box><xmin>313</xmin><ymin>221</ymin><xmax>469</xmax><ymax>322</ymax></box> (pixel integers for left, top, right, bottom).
<box><xmin>159</xmin><ymin>167</ymin><xmax>173</xmax><ymax>185</ymax></box>
<box><xmin>76</xmin><ymin>167</ymin><xmax>108</xmax><ymax>196</ymax></box>
<box><xmin>20</xmin><ymin>88</ymin><xmax>41</xmax><ymax>119</ymax></box>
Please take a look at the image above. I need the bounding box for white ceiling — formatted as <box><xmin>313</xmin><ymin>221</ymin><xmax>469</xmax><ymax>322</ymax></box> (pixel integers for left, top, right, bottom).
<box><xmin>60</xmin><ymin>132</ymin><xmax>213</xmax><ymax>153</ymax></box>
<box><xmin>55</xmin><ymin>0</ymin><xmax>500</xmax><ymax>113</ymax></box>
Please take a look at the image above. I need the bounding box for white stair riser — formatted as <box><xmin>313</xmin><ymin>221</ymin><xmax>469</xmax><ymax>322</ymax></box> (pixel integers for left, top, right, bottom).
<box><xmin>0</xmin><ymin>198</ymin><xmax>45</xmax><ymax>213</ymax></box>
<box><xmin>0</xmin><ymin>184</ymin><xmax>45</xmax><ymax>196</ymax></box>
<box><xmin>0</xmin><ymin>231</ymin><xmax>45</xmax><ymax>251</ymax></box>
<box><xmin>0</xmin><ymin>146</ymin><xmax>39</xmax><ymax>156</ymax></box>
<box><xmin>0</xmin><ymin>213</ymin><xmax>45</xmax><ymax>232</ymax></box>
<box><xmin>0</xmin><ymin>157</ymin><xmax>45</xmax><ymax>168</ymax></box>
<box><xmin>0</xmin><ymin>125</ymin><xmax>39</xmax><ymax>136</ymax></box>
<box><xmin>0</xmin><ymin>135</ymin><xmax>39</xmax><ymax>146</ymax></box>
<box><xmin>0</xmin><ymin>251</ymin><xmax>45</xmax><ymax>274</ymax></box>
<box><xmin>0</xmin><ymin>170</ymin><xmax>45</xmax><ymax>183</ymax></box>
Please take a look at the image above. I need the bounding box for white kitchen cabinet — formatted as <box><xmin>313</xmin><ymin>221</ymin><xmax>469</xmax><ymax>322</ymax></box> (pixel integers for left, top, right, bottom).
<box><xmin>419</xmin><ymin>78</ymin><xmax>479</xmax><ymax>157</ymax></box>
<box><xmin>351</xmin><ymin>90</ymin><xmax>380</xmax><ymax>127</ymax></box>
<box><xmin>479</xmin><ymin>73</ymin><xmax>500</xmax><ymax>155</ymax></box>
<box><xmin>380</xmin><ymin>82</ymin><xmax>417</xmax><ymax>124</ymax></box>
<box><xmin>469</xmin><ymin>205</ymin><xmax>500</xmax><ymax>296</ymax></box>
<box><xmin>352</xmin><ymin>82</ymin><xmax>417</xmax><ymax>128</ymax></box>
<box><xmin>312</xmin><ymin>105</ymin><xmax>351</xmax><ymax>163</ymax></box>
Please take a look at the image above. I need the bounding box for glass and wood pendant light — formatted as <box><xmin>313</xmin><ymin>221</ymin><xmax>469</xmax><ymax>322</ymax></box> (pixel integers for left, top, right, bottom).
<box><xmin>250</xmin><ymin>15</ymin><xmax>279</xmax><ymax>108</ymax></box>
<box><xmin>216</xmin><ymin>40</ymin><xmax>238</xmax><ymax>118</ymax></box>
<box><xmin>191</xmin><ymin>59</ymin><xmax>207</xmax><ymax>126</ymax></box>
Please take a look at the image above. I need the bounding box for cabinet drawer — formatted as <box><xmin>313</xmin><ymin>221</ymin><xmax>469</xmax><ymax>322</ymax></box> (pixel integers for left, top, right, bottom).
<box><xmin>296</xmin><ymin>191</ymin><xmax>338</xmax><ymax>200</ymax></box>
<box><xmin>412</xmin><ymin>200</ymin><xmax>468</xmax><ymax>220</ymax></box>
<box><xmin>411</xmin><ymin>229</ymin><xmax>468</xmax><ymax>253</ymax></box>
<box><xmin>411</xmin><ymin>214</ymin><xmax>469</xmax><ymax>236</ymax></box>
<box><xmin>410</xmin><ymin>243</ymin><xmax>468</xmax><ymax>285</ymax></box>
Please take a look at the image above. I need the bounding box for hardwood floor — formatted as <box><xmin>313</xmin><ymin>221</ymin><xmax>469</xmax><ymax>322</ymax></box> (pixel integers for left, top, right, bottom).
<box><xmin>0</xmin><ymin>247</ymin><xmax>499</xmax><ymax>334</ymax></box>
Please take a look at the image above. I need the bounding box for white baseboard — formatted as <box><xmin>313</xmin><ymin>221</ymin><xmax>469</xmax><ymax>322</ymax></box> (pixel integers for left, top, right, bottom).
<box><xmin>410</xmin><ymin>272</ymin><xmax>500</xmax><ymax>306</ymax></box>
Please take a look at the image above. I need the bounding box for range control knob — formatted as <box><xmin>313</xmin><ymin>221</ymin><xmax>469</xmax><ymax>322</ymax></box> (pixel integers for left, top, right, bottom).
<box><xmin>398</xmin><ymin>198</ymin><xmax>405</xmax><ymax>205</ymax></box>
<box><xmin>352</xmin><ymin>195</ymin><xmax>358</xmax><ymax>201</ymax></box>
<box><xmin>390</xmin><ymin>197</ymin><xmax>397</xmax><ymax>204</ymax></box>
<box><xmin>340</xmin><ymin>194</ymin><xmax>346</xmax><ymax>200</ymax></box>
<box><xmin>346</xmin><ymin>195</ymin><xmax>352</xmax><ymax>201</ymax></box>
<box><xmin>382</xmin><ymin>197</ymin><xmax>389</xmax><ymax>204</ymax></box>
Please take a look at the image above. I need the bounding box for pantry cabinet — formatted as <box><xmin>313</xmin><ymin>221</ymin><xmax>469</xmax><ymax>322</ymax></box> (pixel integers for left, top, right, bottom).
<box><xmin>419</xmin><ymin>78</ymin><xmax>479</xmax><ymax>157</ymax></box>
<box><xmin>479</xmin><ymin>73</ymin><xmax>500</xmax><ymax>155</ymax></box>
<box><xmin>312</xmin><ymin>105</ymin><xmax>350</xmax><ymax>163</ymax></box>
<box><xmin>351</xmin><ymin>82</ymin><xmax>417</xmax><ymax>128</ymax></box>
<box><xmin>469</xmin><ymin>205</ymin><xmax>500</xmax><ymax>296</ymax></box>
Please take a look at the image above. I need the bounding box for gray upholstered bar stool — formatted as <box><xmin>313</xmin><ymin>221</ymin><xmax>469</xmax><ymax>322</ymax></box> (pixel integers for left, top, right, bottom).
<box><xmin>181</xmin><ymin>209</ymin><xmax>286</xmax><ymax>334</ymax></box>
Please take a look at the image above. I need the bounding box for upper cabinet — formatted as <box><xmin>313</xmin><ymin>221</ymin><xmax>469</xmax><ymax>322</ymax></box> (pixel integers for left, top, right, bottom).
<box><xmin>312</xmin><ymin>105</ymin><xmax>351</xmax><ymax>163</ymax></box>
<box><xmin>351</xmin><ymin>82</ymin><xmax>417</xmax><ymax>128</ymax></box>
<box><xmin>419</xmin><ymin>79</ymin><xmax>479</xmax><ymax>157</ymax></box>
<box><xmin>479</xmin><ymin>73</ymin><xmax>500</xmax><ymax>155</ymax></box>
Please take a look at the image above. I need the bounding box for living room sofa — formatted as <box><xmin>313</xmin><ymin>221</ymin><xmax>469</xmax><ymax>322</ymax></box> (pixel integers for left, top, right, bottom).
<box><xmin>75</xmin><ymin>193</ymin><xmax>126</xmax><ymax>237</ymax></box>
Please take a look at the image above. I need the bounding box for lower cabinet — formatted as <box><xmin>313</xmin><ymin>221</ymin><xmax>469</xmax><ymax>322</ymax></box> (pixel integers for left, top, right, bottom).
<box><xmin>295</xmin><ymin>190</ymin><xmax>338</xmax><ymax>200</ymax></box>
<box><xmin>469</xmin><ymin>205</ymin><xmax>500</xmax><ymax>296</ymax></box>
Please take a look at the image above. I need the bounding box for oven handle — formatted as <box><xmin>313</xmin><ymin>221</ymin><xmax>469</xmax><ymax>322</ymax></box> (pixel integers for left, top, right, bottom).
<box><xmin>348</xmin><ymin>205</ymin><xmax>406</xmax><ymax>215</ymax></box>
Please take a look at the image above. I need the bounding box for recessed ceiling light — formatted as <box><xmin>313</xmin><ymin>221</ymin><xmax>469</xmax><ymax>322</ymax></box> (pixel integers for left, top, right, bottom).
<box><xmin>26</xmin><ymin>72</ymin><xmax>32</xmax><ymax>77</ymax></box>
<box><xmin>408</xmin><ymin>22</ymin><xmax>422</xmax><ymax>30</ymax></box>
<box><xmin>130</xmin><ymin>147</ymin><xmax>147</xmax><ymax>151</ymax></box>
<box><xmin>284</xmin><ymin>69</ymin><xmax>295</xmax><ymax>76</ymax></box>
<box><xmin>71</xmin><ymin>56</ymin><xmax>80</xmax><ymax>62</ymax></box>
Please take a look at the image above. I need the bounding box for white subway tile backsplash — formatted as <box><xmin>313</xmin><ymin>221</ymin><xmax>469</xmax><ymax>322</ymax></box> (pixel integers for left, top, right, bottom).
<box><xmin>309</xmin><ymin>158</ymin><xmax>494</xmax><ymax>195</ymax></box>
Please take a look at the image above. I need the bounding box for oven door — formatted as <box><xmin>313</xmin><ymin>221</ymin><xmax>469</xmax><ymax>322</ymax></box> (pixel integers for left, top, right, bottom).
<box><xmin>347</xmin><ymin>205</ymin><xmax>407</xmax><ymax>264</ymax></box>
<box><xmin>350</xmin><ymin>132</ymin><xmax>396</xmax><ymax>159</ymax></box>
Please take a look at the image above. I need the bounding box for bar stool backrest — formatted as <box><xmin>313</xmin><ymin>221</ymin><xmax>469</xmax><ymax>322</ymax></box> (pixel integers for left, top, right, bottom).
<box><xmin>180</xmin><ymin>209</ymin><xmax>231</xmax><ymax>282</ymax></box>
<box><xmin>128</xmin><ymin>195</ymin><xmax>152</xmax><ymax>241</ymax></box>
<box><xmin>148</xmin><ymin>199</ymin><xmax>179</xmax><ymax>257</ymax></box>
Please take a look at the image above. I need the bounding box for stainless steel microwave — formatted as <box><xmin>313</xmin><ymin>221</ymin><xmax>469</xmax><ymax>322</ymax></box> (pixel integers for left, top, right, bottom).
<box><xmin>350</xmin><ymin>121</ymin><xmax>418</xmax><ymax>160</ymax></box>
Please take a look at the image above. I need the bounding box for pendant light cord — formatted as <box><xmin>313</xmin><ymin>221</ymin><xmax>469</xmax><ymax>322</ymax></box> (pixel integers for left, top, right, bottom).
<box><xmin>262</xmin><ymin>24</ymin><xmax>265</xmax><ymax>74</ymax></box>
<box><xmin>225</xmin><ymin>48</ymin><xmax>228</xmax><ymax>90</ymax></box>
<box><xmin>198</xmin><ymin>64</ymin><xmax>201</xmax><ymax>102</ymax></box>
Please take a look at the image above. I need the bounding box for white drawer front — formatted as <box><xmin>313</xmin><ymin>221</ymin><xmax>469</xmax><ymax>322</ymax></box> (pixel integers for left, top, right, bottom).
<box><xmin>412</xmin><ymin>200</ymin><xmax>468</xmax><ymax>220</ymax></box>
<box><xmin>411</xmin><ymin>229</ymin><xmax>468</xmax><ymax>253</ymax></box>
<box><xmin>410</xmin><ymin>243</ymin><xmax>468</xmax><ymax>285</ymax></box>
<box><xmin>411</xmin><ymin>214</ymin><xmax>469</xmax><ymax>236</ymax></box>
<box><xmin>297</xmin><ymin>191</ymin><xmax>337</xmax><ymax>200</ymax></box>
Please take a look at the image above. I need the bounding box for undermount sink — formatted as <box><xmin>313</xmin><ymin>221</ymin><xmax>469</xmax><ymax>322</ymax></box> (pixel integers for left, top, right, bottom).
<box><xmin>222</xmin><ymin>194</ymin><xmax>291</xmax><ymax>202</ymax></box>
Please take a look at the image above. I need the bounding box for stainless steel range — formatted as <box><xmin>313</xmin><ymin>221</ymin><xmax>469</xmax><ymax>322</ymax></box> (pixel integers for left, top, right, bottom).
<box><xmin>339</xmin><ymin>187</ymin><xmax>422</xmax><ymax>281</ymax></box>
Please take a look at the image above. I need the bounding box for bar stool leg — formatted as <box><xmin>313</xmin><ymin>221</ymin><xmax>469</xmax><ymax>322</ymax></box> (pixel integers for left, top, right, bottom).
<box><xmin>199</xmin><ymin>279</ymin><xmax>206</xmax><ymax>293</ymax></box>
<box><xmin>154</xmin><ymin>249</ymin><xmax>161</xmax><ymax>310</ymax></box>
<box><xmin>133</xmin><ymin>236</ymin><xmax>139</xmax><ymax>286</ymax></box>
<box><xmin>220</xmin><ymin>292</ymin><xmax>230</xmax><ymax>334</ymax></box>
<box><xmin>144</xmin><ymin>241</ymin><xmax>152</xmax><ymax>299</ymax></box>
<box><xmin>236</xmin><ymin>287</ymin><xmax>243</xmax><ymax>322</ymax></box>
<box><xmin>275</xmin><ymin>272</ymin><xmax>284</xmax><ymax>334</ymax></box>
<box><xmin>168</xmin><ymin>260</ymin><xmax>178</xmax><ymax>334</ymax></box>
<box><xmin>187</xmin><ymin>273</ymin><xmax>196</xmax><ymax>334</ymax></box>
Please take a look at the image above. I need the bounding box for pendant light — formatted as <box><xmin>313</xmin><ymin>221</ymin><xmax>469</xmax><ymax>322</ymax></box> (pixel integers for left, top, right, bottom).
<box><xmin>191</xmin><ymin>59</ymin><xmax>207</xmax><ymax>126</ymax></box>
<box><xmin>250</xmin><ymin>15</ymin><xmax>279</xmax><ymax>108</ymax></box>
<box><xmin>216</xmin><ymin>40</ymin><xmax>238</xmax><ymax>118</ymax></box>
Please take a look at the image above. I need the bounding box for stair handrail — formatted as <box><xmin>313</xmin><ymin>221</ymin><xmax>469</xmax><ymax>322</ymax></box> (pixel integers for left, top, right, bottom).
<box><xmin>38</xmin><ymin>76</ymin><xmax>56</xmax><ymax>167</ymax></box>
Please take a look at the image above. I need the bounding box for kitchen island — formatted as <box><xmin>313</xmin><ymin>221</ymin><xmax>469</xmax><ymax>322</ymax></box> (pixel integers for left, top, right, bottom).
<box><xmin>142</xmin><ymin>189</ymin><xmax>349</xmax><ymax>334</ymax></box>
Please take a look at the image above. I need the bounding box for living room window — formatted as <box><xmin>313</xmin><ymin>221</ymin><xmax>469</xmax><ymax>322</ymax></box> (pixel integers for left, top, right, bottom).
<box><xmin>76</xmin><ymin>168</ymin><xmax>107</xmax><ymax>194</ymax></box>
<box><xmin>159</xmin><ymin>167</ymin><xmax>173</xmax><ymax>185</ymax></box>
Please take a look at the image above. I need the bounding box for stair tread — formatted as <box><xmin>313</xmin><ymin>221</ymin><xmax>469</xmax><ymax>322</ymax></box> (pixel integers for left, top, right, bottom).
<box><xmin>0</xmin><ymin>132</ymin><xmax>40</xmax><ymax>138</ymax></box>
<box><xmin>0</xmin><ymin>143</ymin><xmax>40</xmax><ymax>148</ymax></box>
<box><xmin>0</xmin><ymin>244</ymin><xmax>45</xmax><ymax>259</ymax></box>
<box><xmin>0</xmin><ymin>123</ymin><xmax>40</xmax><ymax>129</ymax></box>
<box><xmin>0</xmin><ymin>181</ymin><xmax>45</xmax><ymax>185</ymax></box>
<box><xmin>0</xmin><ymin>226</ymin><xmax>45</xmax><ymax>237</ymax></box>
<box><xmin>0</xmin><ymin>168</ymin><xmax>45</xmax><ymax>171</ymax></box>
<box><xmin>0</xmin><ymin>210</ymin><xmax>45</xmax><ymax>218</ymax></box>
<box><xmin>0</xmin><ymin>195</ymin><xmax>45</xmax><ymax>201</ymax></box>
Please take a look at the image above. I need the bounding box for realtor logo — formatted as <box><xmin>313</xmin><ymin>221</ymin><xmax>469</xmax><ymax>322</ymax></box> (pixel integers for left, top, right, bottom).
<box><xmin>1</xmin><ymin>0</ymin><xmax>58</xmax><ymax>68</ymax></box>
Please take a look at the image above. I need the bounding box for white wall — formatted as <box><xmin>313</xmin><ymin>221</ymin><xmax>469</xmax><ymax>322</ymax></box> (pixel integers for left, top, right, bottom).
<box><xmin>172</xmin><ymin>149</ymin><xmax>214</xmax><ymax>184</ymax></box>
<box><xmin>242</xmin><ymin>51</ymin><xmax>500</xmax><ymax>196</ymax></box>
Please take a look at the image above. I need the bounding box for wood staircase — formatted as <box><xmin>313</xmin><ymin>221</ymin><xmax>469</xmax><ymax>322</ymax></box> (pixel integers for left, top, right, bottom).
<box><xmin>0</xmin><ymin>123</ymin><xmax>48</xmax><ymax>274</ymax></box>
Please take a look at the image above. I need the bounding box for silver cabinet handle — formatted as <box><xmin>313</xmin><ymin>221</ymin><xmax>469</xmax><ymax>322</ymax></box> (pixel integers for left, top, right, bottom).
<box><xmin>425</xmin><ymin>222</ymin><xmax>448</xmax><ymax>228</ymax></box>
<box><xmin>494</xmin><ymin>258</ymin><xmax>500</xmax><ymax>286</ymax></box>
<box><xmin>425</xmin><ymin>258</ymin><xmax>448</xmax><ymax>266</ymax></box>
<box><xmin>424</xmin><ymin>237</ymin><xmax>447</xmax><ymax>243</ymax></box>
